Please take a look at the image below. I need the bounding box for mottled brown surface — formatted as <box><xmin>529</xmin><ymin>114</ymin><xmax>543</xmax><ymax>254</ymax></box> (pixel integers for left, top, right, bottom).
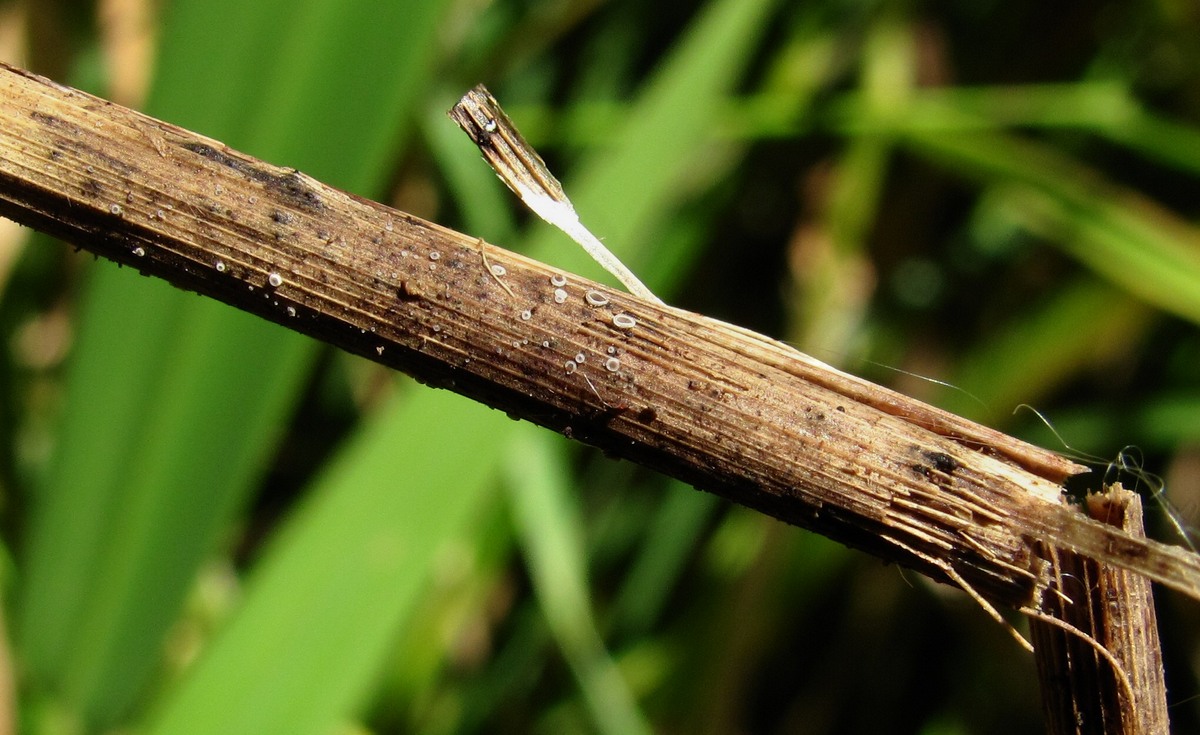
<box><xmin>1</xmin><ymin>62</ymin><xmax>1198</xmax><ymax>616</ymax></box>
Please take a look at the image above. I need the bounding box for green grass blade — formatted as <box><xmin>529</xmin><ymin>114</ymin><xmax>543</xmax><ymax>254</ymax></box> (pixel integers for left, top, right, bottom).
<box><xmin>26</xmin><ymin>299</ymin><xmax>316</xmax><ymax>722</ymax></box>
<box><xmin>1137</xmin><ymin>394</ymin><xmax>1200</xmax><ymax>447</ymax></box>
<box><xmin>1104</xmin><ymin>110</ymin><xmax>1200</xmax><ymax>179</ymax></box>
<box><xmin>791</xmin><ymin>15</ymin><xmax>909</xmax><ymax>351</ymax></box>
<box><xmin>937</xmin><ymin>277</ymin><xmax>1150</xmax><ymax>425</ymax></box>
<box><xmin>610</xmin><ymin>482</ymin><xmax>719</xmax><ymax>638</ymax></box>
<box><xmin>504</xmin><ymin>427</ymin><xmax>652</xmax><ymax>735</ymax></box>
<box><xmin>146</xmin><ymin>390</ymin><xmax>511</xmax><ymax>735</ymax></box>
<box><xmin>828</xmin><ymin>83</ymin><xmax>1200</xmax><ymax>178</ymax></box>
<box><xmin>907</xmin><ymin>130</ymin><xmax>1200</xmax><ymax>326</ymax></box>
<box><xmin>523</xmin><ymin>0</ymin><xmax>784</xmax><ymax>286</ymax></box>
<box><xmin>16</xmin><ymin>0</ymin><xmax>449</xmax><ymax>725</ymax></box>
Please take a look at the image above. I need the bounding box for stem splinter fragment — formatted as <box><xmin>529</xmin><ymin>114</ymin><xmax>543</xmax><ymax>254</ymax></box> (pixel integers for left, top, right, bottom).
<box><xmin>449</xmin><ymin>85</ymin><xmax>663</xmax><ymax>304</ymax></box>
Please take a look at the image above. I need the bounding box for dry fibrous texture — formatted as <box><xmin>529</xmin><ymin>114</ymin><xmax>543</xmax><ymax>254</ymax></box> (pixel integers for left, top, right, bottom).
<box><xmin>1031</xmin><ymin>487</ymin><xmax>1170</xmax><ymax>735</ymax></box>
<box><xmin>1</xmin><ymin>61</ymin><xmax>1198</xmax><ymax>619</ymax></box>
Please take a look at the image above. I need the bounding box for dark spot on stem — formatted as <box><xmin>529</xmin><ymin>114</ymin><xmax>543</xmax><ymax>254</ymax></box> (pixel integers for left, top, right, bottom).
<box><xmin>182</xmin><ymin>143</ymin><xmax>325</xmax><ymax>213</ymax></box>
<box><xmin>30</xmin><ymin>110</ymin><xmax>81</xmax><ymax>136</ymax></box>
<box><xmin>923</xmin><ymin>450</ymin><xmax>959</xmax><ymax>475</ymax></box>
<box><xmin>396</xmin><ymin>281</ymin><xmax>420</xmax><ymax>302</ymax></box>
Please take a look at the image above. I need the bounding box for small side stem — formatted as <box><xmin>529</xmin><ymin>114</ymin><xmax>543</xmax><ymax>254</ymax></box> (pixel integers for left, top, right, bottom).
<box><xmin>1030</xmin><ymin>485</ymin><xmax>1170</xmax><ymax>734</ymax></box>
<box><xmin>448</xmin><ymin>84</ymin><xmax>662</xmax><ymax>304</ymax></box>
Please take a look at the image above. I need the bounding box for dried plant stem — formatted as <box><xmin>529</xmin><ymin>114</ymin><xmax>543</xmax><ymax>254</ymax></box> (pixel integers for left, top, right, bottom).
<box><xmin>1030</xmin><ymin>486</ymin><xmax>1170</xmax><ymax>735</ymax></box>
<box><xmin>1</xmin><ymin>62</ymin><xmax>1198</xmax><ymax>630</ymax></box>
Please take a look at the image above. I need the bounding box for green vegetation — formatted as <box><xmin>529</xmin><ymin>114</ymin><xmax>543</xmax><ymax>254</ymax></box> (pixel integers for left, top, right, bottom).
<box><xmin>2</xmin><ymin>1</ymin><xmax>1200</xmax><ymax>733</ymax></box>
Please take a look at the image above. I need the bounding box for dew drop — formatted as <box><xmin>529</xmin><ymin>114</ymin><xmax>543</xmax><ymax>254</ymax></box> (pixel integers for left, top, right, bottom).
<box><xmin>432</xmin><ymin>324</ymin><xmax>442</xmax><ymax>333</ymax></box>
<box><xmin>490</xmin><ymin>263</ymin><xmax>507</xmax><ymax>277</ymax></box>
<box><xmin>484</xmin><ymin>118</ymin><xmax>498</xmax><ymax>133</ymax></box>
<box><xmin>155</xmin><ymin>208</ymin><xmax>165</xmax><ymax>219</ymax></box>
<box><xmin>541</xmin><ymin>340</ymin><xmax>550</xmax><ymax>348</ymax></box>
<box><xmin>109</xmin><ymin>203</ymin><xmax>123</xmax><ymax>215</ymax></box>
<box><xmin>268</xmin><ymin>272</ymin><xmax>284</xmax><ymax>288</ymax></box>
<box><xmin>550</xmin><ymin>274</ymin><xmax>567</xmax><ymax>287</ymax></box>
<box><xmin>385</xmin><ymin>219</ymin><xmax>394</xmax><ymax>232</ymax></box>
<box><xmin>215</xmin><ymin>260</ymin><xmax>226</xmax><ymax>272</ymax></box>
<box><xmin>607</xmin><ymin>346</ymin><xmax>616</xmax><ymax>354</ymax></box>
<box><xmin>376</xmin><ymin>345</ymin><xmax>385</xmax><ymax>356</ymax></box>
<box><xmin>286</xmin><ymin>306</ymin><xmax>297</xmax><ymax>317</ymax></box>
<box><xmin>565</xmin><ymin>360</ymin><xmax>577</xmax><ymax>375</ymax></box>
<box><xmin>519</xmin><ymin>309</ymin><xmax>532</xmax><ymax>321</ymax></box>
<box><xmin>605</xmin><ymin>357</ymin><xmax>620</xmax><ymax>372</ymax></box>
<box><xmin>612</xmin><ymin>313</ymin><xmax>637</xmax><ymax>329</ymax></box>
<box><xmin>132</xmin><ymin>246</ymin><xmax>145</xmax><ymax>257</ymax></box>
<box><xmin>585</xmin><ymin>290</ymin><xmax>609</xmax><ymax>306</ymax></box>
<box><xmin>553</xmin><ymin>288</ymin><xmax>568</xmax><ymax>304</ymax></box>
<box><xmin>574</xmin><ymin>352</ymin><xmax>586</xmax><ymax>364</ymax></box>
<box><xmin>429</xmin><ymin>251</ymin><xmax>441</xmax><ymax>261</ymax></box>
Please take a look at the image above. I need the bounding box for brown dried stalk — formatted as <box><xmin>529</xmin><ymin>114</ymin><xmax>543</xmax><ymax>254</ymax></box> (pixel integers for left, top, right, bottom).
<box><xmin>0</xmin><ymin>61</ymin><xmax>1198</xmax><ymax>625</ymax></box>
<box><xmin>1031</xmin><ymin>486</ymin><xmax>1170</xmax><ymax>734</ymax></box>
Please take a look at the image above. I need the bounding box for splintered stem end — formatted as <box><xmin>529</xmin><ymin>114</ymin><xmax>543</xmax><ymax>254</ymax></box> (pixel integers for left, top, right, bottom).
<box><xmin>449</xmin><ymin>85</ymin><xmax>661</xmax><ymax>304</ymax></box>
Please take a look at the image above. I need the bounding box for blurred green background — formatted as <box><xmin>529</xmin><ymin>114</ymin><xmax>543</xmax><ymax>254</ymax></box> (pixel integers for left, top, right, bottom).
<box><xmin>1</xmin><ymin>0</ymin><xmax>1199</xmax><ymax>733</ymax></box>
